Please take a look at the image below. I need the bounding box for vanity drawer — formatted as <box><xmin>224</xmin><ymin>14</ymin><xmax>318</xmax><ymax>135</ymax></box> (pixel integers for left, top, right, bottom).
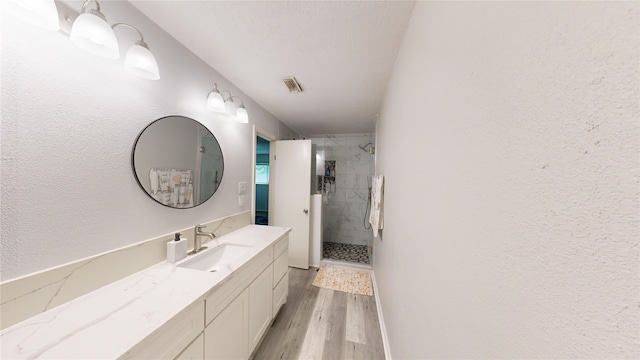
<box><xmin>121</xmin><ymin>301</ymin><xmax>204</xmax><ymax>360</ymax></box>
<box><xmin>205</xmin><ymin>247</ymin><xmax>272</xmax><ymax>325</ymax></box>
<box><xmin>272</xmin><ymin>251</ymin><xmax>288</xmax><ymax>288</ymax></box>
<box><xmin>273</xmin><ymin>234</ymin><xmax>289</xmax><ymax>258</ymax></box>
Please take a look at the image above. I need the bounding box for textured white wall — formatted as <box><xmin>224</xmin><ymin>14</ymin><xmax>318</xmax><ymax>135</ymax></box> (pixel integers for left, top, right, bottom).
<box><xmin>0</xmin><ymin>1</ymin><xmax>286</xmax><ymax>281</ymax></box>
<box><xmin>374</xmin><ymin>1</ymin><xmax>639</xmax><ymax>358</ymax></box>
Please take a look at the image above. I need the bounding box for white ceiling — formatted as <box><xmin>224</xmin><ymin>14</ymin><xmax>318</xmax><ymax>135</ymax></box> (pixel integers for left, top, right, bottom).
<box><xmin>130</xmin><ymin>0</ymin><xmax>415</xmax><ymax>136</ymax></box>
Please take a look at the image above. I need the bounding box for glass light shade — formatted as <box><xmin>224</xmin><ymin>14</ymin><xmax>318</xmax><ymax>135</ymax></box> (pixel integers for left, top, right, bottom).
<box><xmin>236</xmin><ymin>106</ymin><xmax>249</xmax><ymax>123</ymax></box>
<box><xmin>124</xmin><ymin>43</ymin><xmax>160</xmax><ymax>80</ymax></box>
<box><xmin>70</xmin><ymin>10</ymin><xmax>119</xmax><ymax>59</ymax></box>
<box><xmin>6</xmin><ymin>0</ymin><xmax>59</xmax><ymax>30</ymax></box>
<box><xmin>225</xmin><ymin>99</ymin><xmax>237</xmax><ymax>117</ymax></box>
<box><xmin>207</xmin><ymin>91</ymin><xmax>225</xmax><ymax>112</ymax></box>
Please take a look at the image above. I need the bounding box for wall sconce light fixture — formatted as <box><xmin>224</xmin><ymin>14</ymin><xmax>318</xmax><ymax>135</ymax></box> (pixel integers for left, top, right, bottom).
<box><xmin>69</xmin><ymin>0</ymin><xmax>159</xmax><ymax>80</ymax></box>
<box><xmin>222</xmin><ymin>91</ymin><xmax>238</xmax><ymax>118</ymax></box>
<box><xmin>113</xmin><ymin>23</ymin><xmax>160</xmax><ymax>80</ymax></box>
<box><xmin>208</xmin><ymin>88</ymin><xmax>249</xmax><ymax>123</ymax></box>
<box><xmin>5</xmin><ymin>0</ymin><xmax>60</xmax><ymax>31</ymax></box>
<box><xmin>233</xmin><ymin>97</ymin><xmax>249</xmax><ymax>124</ymax></box>
<box><xmin>8</xmin><ymin>0</ymin><xmax>160</xmax><ymax>80</ymax></box>
<box><xmin>69</xmin><ymin>0</ymin><xmax>118</xmax><ymax>59</ymax></box>
<box><xmin>207</xmin><ymin>83</ymin><xmax>225</xmax><ymax>112</ymax></box>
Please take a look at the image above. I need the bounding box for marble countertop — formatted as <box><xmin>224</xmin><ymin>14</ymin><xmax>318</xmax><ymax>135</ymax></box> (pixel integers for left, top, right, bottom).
<box><xmin>1</xmin><ymin>225</ymin><xmax>290</xmax><ymax>359</ymax></box>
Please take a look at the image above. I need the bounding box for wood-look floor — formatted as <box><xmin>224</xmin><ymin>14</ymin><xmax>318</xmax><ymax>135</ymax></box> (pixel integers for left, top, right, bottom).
<box><xmin>252</xmin><ymin>267</ymin><xmax>385</xmax><ymax>360</ymax></box>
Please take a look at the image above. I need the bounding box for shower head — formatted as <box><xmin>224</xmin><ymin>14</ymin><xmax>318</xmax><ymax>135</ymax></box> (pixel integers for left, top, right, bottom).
<box><xmin>359</xmin><ymin>143</ymin><xmax>373</xmax><ymax>153</ymax></box>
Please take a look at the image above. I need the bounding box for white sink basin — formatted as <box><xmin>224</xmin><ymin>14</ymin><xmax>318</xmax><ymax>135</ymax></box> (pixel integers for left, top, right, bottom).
<box><xmin>178</xmin><ymin>243</ymin><xmax>253</xmax><ymax>272</ymax></box>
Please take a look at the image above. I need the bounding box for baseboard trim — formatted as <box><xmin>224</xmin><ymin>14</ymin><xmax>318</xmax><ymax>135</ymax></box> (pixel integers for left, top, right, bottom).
<box><xmin>371</xmin><ymin>271</ymin><xmax>392</xmax><ymax>360</ymax></box>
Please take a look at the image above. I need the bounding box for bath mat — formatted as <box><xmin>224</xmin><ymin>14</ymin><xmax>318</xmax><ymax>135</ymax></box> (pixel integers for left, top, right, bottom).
<box><xmin>312</xmin><ymin>266</ymin><xmax>373</xmax><ymax>296</ymax></box>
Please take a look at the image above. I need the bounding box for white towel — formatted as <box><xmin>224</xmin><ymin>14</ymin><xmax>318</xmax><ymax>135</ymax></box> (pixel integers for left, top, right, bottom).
<box><xmin>149</xmin><ymin>168</ymin><xmax>194</xmax><ymax>207</ymax></box>
<box><xmin>369</xmin><ymin>174</ymin><xmax>384</xmax><ymax>237</ymax></box>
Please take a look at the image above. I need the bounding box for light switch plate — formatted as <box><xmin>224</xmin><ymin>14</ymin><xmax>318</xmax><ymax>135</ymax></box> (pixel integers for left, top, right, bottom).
<box><xmin>238</xmin><ymin>182</ymin><xmax>247</xmax><ymax>195</ymax></box>
<box><xmin>238</xmin><ymin>195</ymin><xmax>245</xmax><ymax>207</ymax></box>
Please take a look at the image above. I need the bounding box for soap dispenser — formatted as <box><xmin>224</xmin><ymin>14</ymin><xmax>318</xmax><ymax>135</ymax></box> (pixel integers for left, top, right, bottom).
<box><xmin>167</xmin><ymin>233</ymin><xmax>187</xmax><ymax>263</ymax></box>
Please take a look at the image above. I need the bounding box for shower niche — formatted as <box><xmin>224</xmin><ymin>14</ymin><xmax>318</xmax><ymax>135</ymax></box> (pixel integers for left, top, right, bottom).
<box><xmin>318</xmin><ymin>160</ymin><xmax>336</xmax><ymax>194</ymax></box>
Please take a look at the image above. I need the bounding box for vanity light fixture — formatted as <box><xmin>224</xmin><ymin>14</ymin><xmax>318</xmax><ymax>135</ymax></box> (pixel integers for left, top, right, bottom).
<box><xmin>8</xmin><ymin>0</ymin><xmax>159</xmax><ymax>79</ymax></box>
<box><xmin>70</xmin><ymin>0</ymin><xmax>118</xmax><ymax>59</ymax></box>
<box><xmin>232</xmin><ymin>97</ymin><xmax>249</xmax><ymax>124</ymax></box>
<box><xmin>206</xmin><ymin>83</ymin><xmax>225</xmax><ymax>112</ymax></box>
<box><xmin>67</xmin><ymin>0</ymin><xmax>159</xmax><ymax>79</ymax></box>
<box><xmin>236</xmin><ymin>104</ymin><xmax>249</xmax><ymax>124</ymax></box>
<box><xmin>5</xmin><ymin>0</ymin><xmax>60</xmax><ymax>31</ymax></box>
<box><xmin>113</xmin><ymin>23</ymin><xmax>160</xmax><ymax>80</ymax></box>
<box><xmin>222</xmin><ymin>90</ymin><xmax>238</xmax><ymax>118</ymax></box>
<box><xmin>208</xmin><ymin>88</ymin><xmax>249</xmax><ymax>123</ymax></box>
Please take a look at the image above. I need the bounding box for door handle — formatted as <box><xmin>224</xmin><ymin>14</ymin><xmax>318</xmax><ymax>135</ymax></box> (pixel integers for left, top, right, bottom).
<box><xmin>303</xmin><ymin>209</ymin><xmax>309</xmax><ymax>214</ymax></box>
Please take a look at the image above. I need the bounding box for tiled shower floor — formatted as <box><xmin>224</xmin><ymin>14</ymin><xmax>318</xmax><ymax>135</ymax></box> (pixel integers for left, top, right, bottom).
<box><xmin>322</xmin><ymin>242</ymin><xmax>370</xmax><ymax>264</ymax></box>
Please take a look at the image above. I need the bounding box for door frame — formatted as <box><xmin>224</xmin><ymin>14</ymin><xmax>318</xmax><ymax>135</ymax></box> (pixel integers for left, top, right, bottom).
<box><xmin>252</xmin><ymin>127</ymin><xmax>276</xmax><ymax>225</ymax></box>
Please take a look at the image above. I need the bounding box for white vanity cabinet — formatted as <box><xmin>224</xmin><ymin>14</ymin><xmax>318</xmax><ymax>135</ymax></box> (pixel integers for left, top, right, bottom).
<box><xmin>248</xmin><ymin>264</ymin><xmax>273</xmax><ymax>352</ymax></box>
<box><xmin>205</xmin><ymin>288</ymin><xmax>249</xmax><ymax>360</ymax></box>
<box><xmin>0</xmin><ymin>226</ymin><xmax>290</xmax><ymax>360</ymax></box>
<box><xmin>272</xmin><ymin>235</ymin><xmax>289</xmax><ymax>317</ymax></box>
<box><xmin>203</xmin><ymin>233</ymin><xmax>289</xmax><ymax>360</ymax></box>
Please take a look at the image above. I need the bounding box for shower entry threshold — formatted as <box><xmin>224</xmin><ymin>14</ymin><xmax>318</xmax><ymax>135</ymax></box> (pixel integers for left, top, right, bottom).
<box><xmin>322</xmin><ymin>242</ymin><xmax>371</xmax><ymax>267</ymax></box>
<box><xmin>320</xmin><ymin>258</ymin><xmax>372</xmax><ymax>270</ymax></box>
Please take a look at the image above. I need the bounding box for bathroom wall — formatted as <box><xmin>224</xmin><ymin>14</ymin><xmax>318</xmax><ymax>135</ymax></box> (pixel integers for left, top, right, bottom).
<box><xmin>310</xmin><ymin>134</ymin><xmax>374</xmax><ymax>247</ymax></box>
<box><xmin>374</xmin><ymin>1</ymin><xmax>639</xmax><ymax>359</ymax></box>
<box><xmin>0</xmin><ymin>1</ymin><xmax>294</xmax><ymax>282</ymax></box>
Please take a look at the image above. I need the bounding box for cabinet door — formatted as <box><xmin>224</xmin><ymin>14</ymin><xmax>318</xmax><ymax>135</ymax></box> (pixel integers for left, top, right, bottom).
<box><xmin>176</xmin><ymin>333</ymin><xmax>204</xmax><ymax>360</ymax></box>
<box><xmin>248</xmin><ymin>265</ymin><xmax>273</xmax><ymax>353</ymax></box>
<box><xmin>205</xmin><ymin>289</ymin><xmax>249</xmax><ymax>360</ymax></box>
<box><xmin>273</xmin><ymin>272</ymin><xmax>288</xmax><ymax>318</ymax></box>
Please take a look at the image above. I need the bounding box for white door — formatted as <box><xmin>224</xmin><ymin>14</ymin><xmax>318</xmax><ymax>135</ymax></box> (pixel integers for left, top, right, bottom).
<box><xmin>271</xmin><ymin>140</ymin><xmax>311</xmax><ymax>269</ymax></box>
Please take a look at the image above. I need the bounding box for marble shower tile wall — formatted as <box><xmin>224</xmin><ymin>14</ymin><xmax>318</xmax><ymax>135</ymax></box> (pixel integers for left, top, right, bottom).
<box><xmin>311</xmin><ymin>134</ymin><xmax>374</xmax><ymax>247</ymax></box>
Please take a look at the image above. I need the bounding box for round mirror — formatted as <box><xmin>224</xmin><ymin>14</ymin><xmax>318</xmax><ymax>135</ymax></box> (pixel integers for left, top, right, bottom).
<box><xmin>131</xmin><ymin>116</ymin><xmax>224</xmax><ymax>208</ymax></box>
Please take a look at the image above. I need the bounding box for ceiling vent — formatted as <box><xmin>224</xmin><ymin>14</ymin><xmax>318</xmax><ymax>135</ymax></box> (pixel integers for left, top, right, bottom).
<box><xmin>283</xmin><ymin>77</ymin><xmax>303</xmax><ymax>93</ymax></box>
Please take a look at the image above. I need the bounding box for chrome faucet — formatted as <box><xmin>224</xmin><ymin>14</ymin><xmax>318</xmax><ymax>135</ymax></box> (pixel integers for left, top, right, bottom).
<box><xmin>189</xmin><ymin>224</ymin><xmax>215</xmax><ymax>255</ymax></box>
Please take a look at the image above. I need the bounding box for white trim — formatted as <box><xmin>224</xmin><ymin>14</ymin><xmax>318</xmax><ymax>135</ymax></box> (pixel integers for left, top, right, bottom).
<box><xmin>251</xmin><ymin>126</ymin><xmax>257</xmax><ymax>224</ymax></box>
<box><xmin>319</xmin><ymin>258</ymin><xmax>372</xmax><ymax>271</ymax></box>
<box><xmin>253</xmin><ymin>129</ymin><xmax>277</xmax><ymax>225</ymax></box>
<box><xmin>371</xmin><ymin>271</ymin><xmax>392</xmax><ymax>360</ymax></box>
<box><xmin>318</xmin><ymin>259</ymin><xmax>372</xmax><ymax>272</ymax></box>
<box><xmin>255</xmin><ymin>130</ymin><xmax>276</xmax><ymax>227</ymax></box>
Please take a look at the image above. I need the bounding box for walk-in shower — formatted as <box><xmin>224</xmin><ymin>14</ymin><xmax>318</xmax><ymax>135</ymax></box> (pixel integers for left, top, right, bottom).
<box><xmin>310</xmin><ymin>134</ymin><xmax>375</xmax><ymax>266</ymax></box>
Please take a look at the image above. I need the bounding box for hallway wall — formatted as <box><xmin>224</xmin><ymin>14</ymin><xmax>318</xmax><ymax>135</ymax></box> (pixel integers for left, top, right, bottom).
<box><xmin>374</xmin><ymin>1</ymin><xmax>639</xmax><ymax>358</ymax></box>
